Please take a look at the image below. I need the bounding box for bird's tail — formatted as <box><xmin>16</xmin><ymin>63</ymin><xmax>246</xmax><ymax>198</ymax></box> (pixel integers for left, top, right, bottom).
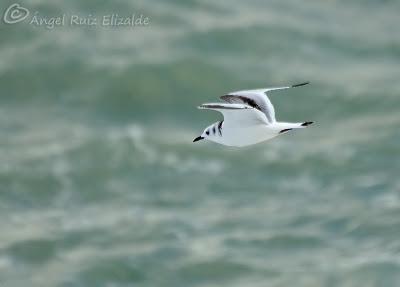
<box><xmin>276</xmin><ymin>121</ymin><xmax>314</xmax><ymax>134</ymax></box>
<box><xmin>300</xmin><ymin>121</ymin><xmax>313</xmax><ymax>127</ymax></box>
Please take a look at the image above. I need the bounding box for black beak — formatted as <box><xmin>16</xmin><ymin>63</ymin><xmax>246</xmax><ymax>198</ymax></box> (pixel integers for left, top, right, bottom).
<box><xmin>193</xmin><ymin>136</ymin><xmax>204</xmax><ymax>142</ymax></box>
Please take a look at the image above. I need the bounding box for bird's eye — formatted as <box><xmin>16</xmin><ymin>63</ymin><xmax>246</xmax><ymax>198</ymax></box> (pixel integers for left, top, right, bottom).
<box><xmin>206</xmin><ymin>130</ymin><xmax>210</xmax><ymax>135</ymax></box>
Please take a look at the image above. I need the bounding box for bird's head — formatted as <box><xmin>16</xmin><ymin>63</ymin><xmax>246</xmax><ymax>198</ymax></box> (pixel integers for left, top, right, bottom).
<box><xmin>193</xmin><ymin>125</ymin><xmax>214</xmax><ymax>143</ymax></box>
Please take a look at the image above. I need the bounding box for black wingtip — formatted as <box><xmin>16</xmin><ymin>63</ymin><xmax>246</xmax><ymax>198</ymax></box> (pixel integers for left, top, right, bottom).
<box><xmin>292</xmin><ymin>82</ymin><xmax>310</xmax><ymax>88</ymax></box>
<box><xmin>301</xmin><ymin>121</ymin><xmax>314</xmax><ymax>127</ymax></box>
<box><xmin>279</xmin><ymin>128</ymin><xmax>293</xmax><ymax>134</ymax></box>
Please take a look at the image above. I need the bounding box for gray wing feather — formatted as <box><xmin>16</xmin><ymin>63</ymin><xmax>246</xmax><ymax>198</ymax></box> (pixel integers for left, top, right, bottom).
<box><xmin>198</xmin><ymin>102</ymin><xmax>268</xmax><ymax>125</ymax></box>
<box><xmin>220</xmin><ymin>82</ymin><xmax>309</xmax><ymax>123</ymax></box>
<box><xmin>220</xmin><ymin>93</ymin><xmax>275</xmax><ymax>123</ymax></box>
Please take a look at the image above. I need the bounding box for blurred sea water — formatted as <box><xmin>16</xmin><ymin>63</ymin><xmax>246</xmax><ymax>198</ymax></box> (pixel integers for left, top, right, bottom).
<box><xmin>1</xmin><ymin>0</ymin><xmax>400</xmax><ymax>286</ymax></box>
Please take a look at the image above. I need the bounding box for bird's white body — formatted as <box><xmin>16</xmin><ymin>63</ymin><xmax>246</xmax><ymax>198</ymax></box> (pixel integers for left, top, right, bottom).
<box><xmin>206</xmin><ymin>121</ymin><xmax>306</xmax><ymax>147</ymax></box>
<box><xmin>194</xmin><ymin>82</ymin><xmax>313</xmax><ymax>147</ymax></box>
<box><xmin>213</xmin><ymin>123</ymin><xmax>276</xmax><ymax>147</ymax></box>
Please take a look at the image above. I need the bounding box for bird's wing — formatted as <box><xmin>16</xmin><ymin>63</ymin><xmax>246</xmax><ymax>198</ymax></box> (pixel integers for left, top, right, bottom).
<box><xmin>198</xmin><ymin>103</ymin><xmax>268</xmax><ymax>126</ymax></box>
<box><xmin>220</xmin><ymin>92</ymin><xmax>276</xmax><ymax>123</ymax></box>
<box><xmin>220</xmin><ymin>82</ymin><xmax>309</xmax><ymax>123</ymax></box>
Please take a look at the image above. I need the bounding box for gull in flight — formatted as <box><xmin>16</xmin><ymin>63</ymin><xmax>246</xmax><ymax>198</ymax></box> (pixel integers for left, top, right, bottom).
<box><xmin>193</xmin><ymin>82</ymin><xmax>313</xmax><ymax>147</ymax></box>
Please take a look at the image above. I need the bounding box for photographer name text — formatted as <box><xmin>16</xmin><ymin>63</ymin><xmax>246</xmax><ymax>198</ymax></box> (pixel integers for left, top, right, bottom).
<box><xmin>30</xmin><ymin>13</ymin><xmax>150</xmax><ymax>29</ymax></box>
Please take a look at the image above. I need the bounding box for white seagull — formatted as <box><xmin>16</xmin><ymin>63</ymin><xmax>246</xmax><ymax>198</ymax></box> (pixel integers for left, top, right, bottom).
<box><xmin>193</xmin><ymin>82</ymin><xmax>313</xmax><ymax>147</ymax></box>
